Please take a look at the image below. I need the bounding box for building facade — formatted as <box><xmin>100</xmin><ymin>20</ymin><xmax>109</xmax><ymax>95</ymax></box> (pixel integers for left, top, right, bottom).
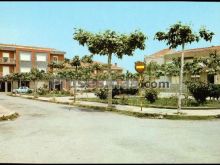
<box><xmin>145</xmin><ymin>46</ymin><xmax>220</xmax><ymax>93</ymax></box>
<box><xmin>0</xmin><ymin>43</ymin><xmax>65</xmax><ymax>92</ymax></box>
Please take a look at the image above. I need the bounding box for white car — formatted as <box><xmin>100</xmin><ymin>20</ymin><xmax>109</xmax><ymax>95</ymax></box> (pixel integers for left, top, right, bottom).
<box><xmin>13</xmin><ymin>86</ymin><xmax>33</xmax><ymax>94</ymax></box>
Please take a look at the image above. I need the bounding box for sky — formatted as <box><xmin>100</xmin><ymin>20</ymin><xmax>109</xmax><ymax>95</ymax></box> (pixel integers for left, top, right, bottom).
<box><xmin>0</xmin><ymin>2</ymin><xmax>220</xmax><ymax>73</ymax></box>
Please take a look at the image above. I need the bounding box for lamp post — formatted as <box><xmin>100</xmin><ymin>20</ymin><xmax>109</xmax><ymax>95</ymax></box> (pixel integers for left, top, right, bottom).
<box><xmin>135</xmin><ymin>61</ymin><xmax>145</xmax><ymax>111</ymax></box>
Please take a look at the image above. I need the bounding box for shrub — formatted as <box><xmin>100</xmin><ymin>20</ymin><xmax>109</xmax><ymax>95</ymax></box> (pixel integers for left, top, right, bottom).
<box><xmin>144</xmin><ymin>88</ymin><xmax>158</xmax><ymax>103</ymax></box>
<box><xmin>37</xmin><ymin>87</ymin><xmax>49</xmax><ymax>96</ymax></box>
<box><xmin>27</xmin><ymin>89</ymin><xmax>33</xmax><ymax>94</ymax></box>
<box><xmin>209</xmin><ymin>84</ymin><xmax>220</xmax><ymax>100</ymax></box>
<box><xmin>95</xmin><ymin>88</ymin><xmax>108</xmax><ymax>100</ymax></box>
<box><xmin>186</xmin><ymin>81</ymin><xmax>211</xmax><ymax>104</ymax></box>
<box><xmin>112</xmin><ymin>87</ymin><xmax>121</xmax><ymax>98</ymax></box>
<box><xmin>60</xmin><ymin>90</ymin><xmax>71</xmax><ymax>95</ymax></box>
<box><xmin>120</xmin><ymin>96</ymin><xmax>129</xmax><ymax>105</ymax></box>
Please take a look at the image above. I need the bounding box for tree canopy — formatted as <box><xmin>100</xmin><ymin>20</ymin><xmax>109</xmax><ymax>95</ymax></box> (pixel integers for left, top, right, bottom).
<box><xmin>73</xmin><ymin>29</ymin><xmax>147</xmax><ymax>58</ymax></box>
<box><xmin>154</xmin><ymin>22</ymin><xmax>214</xmax><ymax>48</ymax></box>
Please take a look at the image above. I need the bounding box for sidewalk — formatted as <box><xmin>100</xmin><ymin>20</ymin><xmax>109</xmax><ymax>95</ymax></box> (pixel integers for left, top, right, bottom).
<box><xmin>0</xmin><ymin>105</ymin><xmax>18</xmax><ymax>121</ymax></box>
<box><xmin>18</xmin><ymin>95</ymin><xmax>220</xmax><ymax>117</ymax></box>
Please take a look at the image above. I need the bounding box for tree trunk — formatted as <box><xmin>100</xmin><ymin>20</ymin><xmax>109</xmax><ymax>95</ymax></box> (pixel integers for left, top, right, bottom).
<box><xmin>178</xmin><ymin>43</ymin><xmax>185</xmax><ymax>113</ymax></box>
<box><xmin>74</xmin><ymin>66</ymin><xmax>78</xmax><ymax>103</ymax></box>
<box><xmin>11</xmin><ymin>81</ymin><xmax>13</xmax><ymax>94</ymax></box>
<box><xmin>107</xmin><ymin>54</ymin><xmax>112</xmax><ymax>108</ymax></box>
<box><xmin>34</xmin><ymin>81</ymin><xmax>36</xmax><ymax>94</ymax></box>
<box><xmin>53</xmin><ymin>79</ymin><xmax>55</xmax><ymax>90</ymax></box>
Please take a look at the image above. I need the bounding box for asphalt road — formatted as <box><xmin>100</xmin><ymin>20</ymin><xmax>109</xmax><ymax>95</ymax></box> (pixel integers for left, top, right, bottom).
<box><xmin>0</xmin><ymin>93</ymin><xmax>220</xmax><ymax>163</ymax></box>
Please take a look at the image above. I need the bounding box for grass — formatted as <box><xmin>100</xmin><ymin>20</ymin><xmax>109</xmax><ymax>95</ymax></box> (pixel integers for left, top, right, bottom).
<box><xmin>9</xmin><ymin>94</ymin><xmax>220</xmax><ymax>120</ymax></box>
<box><xmin>0</xmin><ymin>112</ymin><xmax>19</xmax><ymax>121</ymax></box>
<box><xmin>77</xmin><ymin>96</ymin><xmax>220</xmax><ymax>109</ymax></box>
<box><xmin>73</xmin><ymin>103</ymin><xmax>219</xmax><ymax>120</ymax></box>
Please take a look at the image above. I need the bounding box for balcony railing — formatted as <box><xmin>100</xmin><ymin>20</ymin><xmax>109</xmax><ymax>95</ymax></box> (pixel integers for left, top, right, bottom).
<box><xmin>0</xmin><ymin>58</ymin><xmax>16</xmax><ymax>65</ymax></box>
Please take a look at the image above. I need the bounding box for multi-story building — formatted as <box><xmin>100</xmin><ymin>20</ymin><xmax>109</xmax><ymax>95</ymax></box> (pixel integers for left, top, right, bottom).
<box><xmin>0</xmin><ymin>43</ymin><xmax>65</xmax><ymax>92</ymax></box>
<box><xmin>145</xmin><ymin>46</ymin><xmax>220</xmax><ymax>93</ymax></box>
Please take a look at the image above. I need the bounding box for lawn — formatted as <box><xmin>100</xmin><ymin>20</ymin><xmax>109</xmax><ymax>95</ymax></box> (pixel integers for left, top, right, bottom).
<box><xmin>77</xmin><ymin>96</ymin><xmax>220</xmax><ymax>109</ymax></box>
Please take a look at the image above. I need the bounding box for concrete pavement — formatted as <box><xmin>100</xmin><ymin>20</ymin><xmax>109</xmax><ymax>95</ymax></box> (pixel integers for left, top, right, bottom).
<box><xmin>17</xmin><ymin>94</ymin><xmax>220</xmax><ymax>117</ymax></box>
<box><xmin>1</xmin><ymin>93</ymin><xmax>220</xmax><ymax>163</ymax></box>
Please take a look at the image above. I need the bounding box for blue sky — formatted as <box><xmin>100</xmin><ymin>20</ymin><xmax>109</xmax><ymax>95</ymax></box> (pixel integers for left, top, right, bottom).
<box><xmin>0</xmin><ymin>2</ymin><xmax>220</xmax><ymax>73</ymax></box>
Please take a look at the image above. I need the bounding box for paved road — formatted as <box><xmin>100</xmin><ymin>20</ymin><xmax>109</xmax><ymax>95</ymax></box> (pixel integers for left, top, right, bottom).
<box><xmin>0</xmin><ymin>93</ymin><xmax>220</xmax><ymax>163</ymax></box>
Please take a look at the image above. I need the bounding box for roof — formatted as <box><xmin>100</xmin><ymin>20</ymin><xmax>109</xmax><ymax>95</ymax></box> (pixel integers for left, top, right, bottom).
<box><xmin>165</xmin><ymin>45</ymin><xmax>220</xmax><ymax>59</ymax></box>
<box><xmin>145</xmin><ymin>49</ymin><xmax>175</xmax><ymax>59</ymax></box>
<box><xmin>64</xmin><ymin>60</ymin><xmax>123</xmax><ymax>70</ymax></box>
<box><xmin>0</xmin><ymin>43</ymin><xmax>66</xmax><ymax>54</ymax></box>
<box><xmin>92</xmin><ymin>61</ymin><xmax>123</xmax><ymax>70</ymax></box>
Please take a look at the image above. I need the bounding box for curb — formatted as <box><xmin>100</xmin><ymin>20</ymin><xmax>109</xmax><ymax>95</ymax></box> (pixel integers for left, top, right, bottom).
<box><xmin>9</xmin><ymin>94</ymin><xmax>220</xmax><ymax>120</ymax></box>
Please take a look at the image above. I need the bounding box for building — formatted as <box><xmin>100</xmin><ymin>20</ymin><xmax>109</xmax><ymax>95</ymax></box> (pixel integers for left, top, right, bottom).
<box><xmin>0</xmin><ymin>43</ymin><xmax>65</xmax><ymax>92</ymax></box>
<box><xmin>145</xmin><ymin>46</ymin><xmax>220</xmax><ymax>93</ymax></box>
<box><xmin>145</xmin><ymin>48</ymin><xmax>175</xmax><ymax>65</ymax></box>
<box><xmin>62</xmin><ymin>60</ymin><xmax>124</xmax><ymax>90</ymax></box>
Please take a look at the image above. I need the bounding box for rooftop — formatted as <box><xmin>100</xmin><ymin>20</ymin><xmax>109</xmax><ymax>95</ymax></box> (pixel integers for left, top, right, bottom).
<box><xmin>0</xmin><ymin>43</ymin><xmax>66</xmax><ymax>54</ymax></box>
<box><xmin>145</xmin><ymin>48</ymin><xmax>175</xmax><ymax>59</ymax></box>
<box><xmin>165</xmin><ymin>45</ymin><xmax>220</xmax><ymax>58</ymax></box>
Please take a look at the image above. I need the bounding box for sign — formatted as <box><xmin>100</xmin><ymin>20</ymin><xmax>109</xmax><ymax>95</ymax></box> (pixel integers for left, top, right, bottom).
<box><xmin>135</xmin><ymin>61</ymin><xmax>145</xmax><ymax>73</ymax></box>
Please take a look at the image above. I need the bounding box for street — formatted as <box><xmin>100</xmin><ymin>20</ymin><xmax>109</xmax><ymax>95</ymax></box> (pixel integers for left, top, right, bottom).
<box><xmin>0</xmin><ymin>93</ymin><xmax>220</xmax><ymax>163</ymax></box>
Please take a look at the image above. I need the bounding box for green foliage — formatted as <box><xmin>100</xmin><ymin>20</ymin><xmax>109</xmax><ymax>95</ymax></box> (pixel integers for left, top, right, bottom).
<box><xmin>186</xmin><ymin>81</ymin><xmax>211</xmax><ymax>104</ymax></box>
<box><xmin>81</xmin><ymin>55</ymin><xmax>93</xmax><ymax>63</ymax></box>
<box><xmin>48</xmin><ymin>61</ymin><xmax>64</xmax><ymax>69</ymax></box>
<box><xmin>37</xmin><ymin>87</ymin><xmax>49</xmax><ymax>96</ymax></box>
<box><xmin>202</xmin><ymin>51</ymin><xmax>220</xmax><ymax>75</ymax></box>
<box><xmin>184</xmin><ymin>58</ymin><xmax>205</xmax><ymax>75</ymax></box>
<box><xmin>145</xmin><ymin>61</ymin><xmax>160</xmax><ymax>80</ymax></box>
<box><xmin>70</xmin><ymin>56</ymin><xmax>81</xmax><ymax>67</ymax></box>
<box><xmin>27</xmin><ymin>89</ymin><xmax>33</xmax><ymax>94</ymax></box>
<box><xmin>209</xmin><ymin>84</ymin><xmax>220</xmax><ymax>100</ymax></box>
<box><xmin>95</xmin><ymin>88</ymin><xmax>108</xmax><ymax>100</ymax></box>
<box><xmin>73</xmin><ymin>29</ymin><xmax>147</xmax><ymax>58</ymax></box>
<box><xmin>144</xmin><ymin>88</ymin><xmax>159</xmax><ymax>103</ymax></box>
<box><xmin>154</xmin><ymin>22</ymin><xmax>214</xmax><ymax>49</ymax></box>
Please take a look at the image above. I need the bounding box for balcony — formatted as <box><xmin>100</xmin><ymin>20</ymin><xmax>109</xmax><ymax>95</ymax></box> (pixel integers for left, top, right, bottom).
<box><xmin>0</xmin><ymin>58</ymin><xmax>16</xmax><ymax>65</ymax></box>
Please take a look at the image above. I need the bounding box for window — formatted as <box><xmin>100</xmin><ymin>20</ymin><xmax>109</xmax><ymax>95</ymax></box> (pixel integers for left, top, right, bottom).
<box><xmin>20</xmin><ymin>67</ymin><xmax>31</xmax><ymax>73</ymax></box>
<box><xmin>208</xmin><ymin>74</ymin><xmax>215</xmax><ymax>84</ymax></box>
<box><xmin>53</xmin><ymin>56</ymin><xmax>58</xmax><ymax>63</ymax></box>
<box><xmin>3</xmin><ymin>52</ymin><xmax>9</xmax><ymax>58</ymax></box>
<box><xmin>2</xmin><ymin>52</ymin><xmax>9</xmax><ymax>62</ymax></box>
<box><xmin>20</xmin><ymin>52</ymin><xmax>31</xmax><ymax>61</ymax></box>
<box><xmin>36</xmin><ymin>53</ymin><xmax>47</xmax><ymax>61</ymax></box>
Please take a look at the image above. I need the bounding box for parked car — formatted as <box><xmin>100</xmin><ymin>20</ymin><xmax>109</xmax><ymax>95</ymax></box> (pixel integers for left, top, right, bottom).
<box><xmin>13</xmin><ymin>86</ymin><xmax>33</xmax><ymax>94</ymax></box>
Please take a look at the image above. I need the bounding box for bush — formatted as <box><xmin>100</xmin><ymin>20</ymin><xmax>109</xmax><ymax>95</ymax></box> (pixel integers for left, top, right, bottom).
<box><xmin>144</xmin><ymin>88</ymin><xmax>158</xmax><ymax>103</ymax></box>
<box><xmin>95</xmin><ymin>88</ymin><xmax>108</xmax><ymax>100</ymax></box>
<box><xmin>209</xmin><ymin>84</ymin><xmax>220</xmax><ymax>100</ymax></box>
<box><xmin>60</xmin><ymin>90</ymin><xmax>71</xmax><ymax>95</ymax></box>
<box><xmin>186</xmin><ymin>81</ymin><xmax>211</xmax><ymax>104</ymax></box>
<box><xmin>37</xmin><ymin>87</ymin><xmax>49</xmax><ymax>96</ymax></box>
<box><xmin>27</xmin><ymin>89</ymin><xmax>33</xmax><ymax>94</ymax></box>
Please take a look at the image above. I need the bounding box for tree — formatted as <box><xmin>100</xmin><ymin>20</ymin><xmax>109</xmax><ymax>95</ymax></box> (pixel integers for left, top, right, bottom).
<box><xmin>48</xmin><ymin>61</ymin><xmax>64</xmax><ymax>90</ymax></box>
<box><xmin>202</xmin><ymin>50</ymin><xmax>220</xmax><ymax>75</ymax></box>
<box><xmin>145</xmin><ymin>61</ymin><xmax>160</xmax><ymax>82</ymax></box>
<box><xmin>154</xmin><ymin>22</ymin><xmax>214</xmax><ymax>113</ymax></box>
<box><xmin>92</xmin><ymin>63</ymin><xmax>104</xmax><ymax>87</ymax></box>
<box><xmin>29</xmin><ymin>68</ymin><xmax>45</xmax><ymax>95</ymax></box>
<box><xmin>78</xmin><ymin>66</ymin><xmax>93</xmax><ymax>98</ymax></box>
<box><xmin>184</xmin><ymin>58</ymin><xmax>205</xmax><ymax>78</ymax></box>
<box><xmin>70</xmin><ymin>55</ymin><xmax>94</xmax><ymax>102</ymax></box>
<box><xmin>73</xmin><ymin>28</ymin><xmax>147</xmax><ymax>108</ymax></box>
